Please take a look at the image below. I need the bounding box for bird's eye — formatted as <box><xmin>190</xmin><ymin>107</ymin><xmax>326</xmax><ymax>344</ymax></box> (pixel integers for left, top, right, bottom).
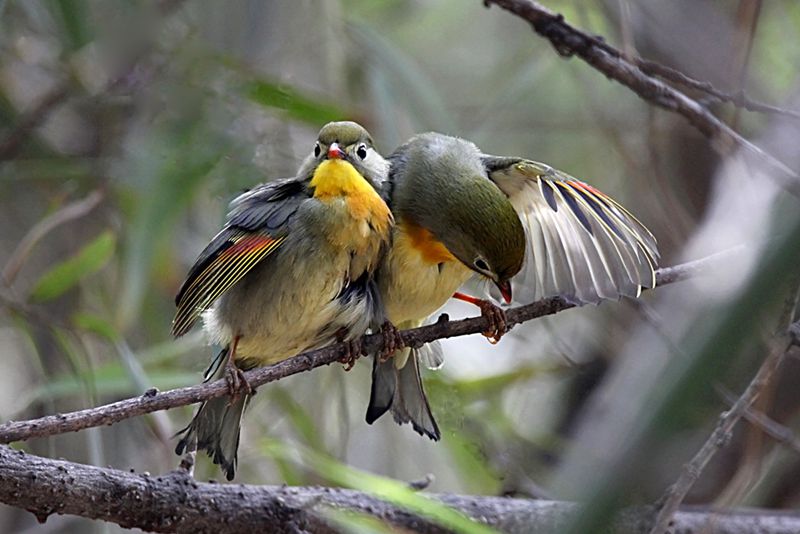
<box><xmin>314</xmin><ymin>143</ymin><xmax>321</xmax><ymax>158</ymax></box>
<box><xmin>356</xmin><ymin>144</ymin><xmax>368</xmax><ymax>160</ymax></box>
<box><xmin>474</xmin><ymin>258</ymin><xmax>489</xmax><ymax>272</ymax></box>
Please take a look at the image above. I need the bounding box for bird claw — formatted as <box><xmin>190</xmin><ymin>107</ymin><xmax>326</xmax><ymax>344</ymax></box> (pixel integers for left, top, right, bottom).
<box><xmin>224</xmin><ymin>357</ymin><xmax>253</xmax><ymax>403</ymax></box>
<box><xmin>336</xmin><ymin>328</ymin><xmax>362</xmax><ymax>371</ymax></box>
<box><xmin>380</xmin><ymin>320</ymin><xmax>404</xmax><ymax>362</ymax></box>
<box><xmin>476</xmin><ymin>300</ymin><xmax>508</xmax><ymax>344</ymax></box>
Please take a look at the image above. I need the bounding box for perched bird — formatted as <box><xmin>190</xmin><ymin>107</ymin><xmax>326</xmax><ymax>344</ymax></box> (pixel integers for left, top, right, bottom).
<box><xmin>367</xmin><ymin>133</ymin><xmax>658</xmax><ymax>439</ymax></box>
<box><xmin>172</xmin><ymin>121</ymin><xmax>393</xmax><ymax>479</ymax></box>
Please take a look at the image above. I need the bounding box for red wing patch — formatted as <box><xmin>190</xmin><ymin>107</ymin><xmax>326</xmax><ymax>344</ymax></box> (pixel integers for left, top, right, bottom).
<box><xmin>171</xmin><ymin>232</ymin><xmax>284</xmax><ymax>337</ymax></box>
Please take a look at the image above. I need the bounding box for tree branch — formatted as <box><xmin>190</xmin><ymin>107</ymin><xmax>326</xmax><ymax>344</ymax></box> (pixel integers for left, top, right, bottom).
<box><xmin>3</xmin><ymin>445</ymin><xmax>800</xmax><ymax>533</ymax></box>
<box><xmin>649</xmin><ymin>284</ymin><xmax>800</xmax><ymax>534</ymax></box>
<box><xmin>0</xmin><ymin>251</ymin><xmax>735</xmax><ymax>445</ymax></box>
<box><xmin>483</xmin><ymin>0</ymin><xmax>800</xmax><ymax>195</ymax></box>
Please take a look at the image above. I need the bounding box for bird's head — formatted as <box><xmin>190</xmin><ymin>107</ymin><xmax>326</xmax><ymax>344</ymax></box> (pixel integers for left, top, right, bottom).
<box><xmin>392</xmin><ymin>133</ymin><xmax>525</xmax><ymax>303</ymax></box>
<box><xmin>299</xmin><ymin>121</ymin><xmax>388</xmax><ymax>190</ymax></box>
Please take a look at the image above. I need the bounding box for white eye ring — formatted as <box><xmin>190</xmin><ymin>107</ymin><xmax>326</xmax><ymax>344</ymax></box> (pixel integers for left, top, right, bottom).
<box><xmin>356</xmin><ymin>143</ymin><xmax>368</xmax><ymax>160</ymax></box>
<box><xmin>314</xmin><ymin>142</ymin><xmax>321</xmax><ymax>158</ymax></box>
<box><xmin>474</xmin><ymin>258</ymin><xmax>489</xmax><ymax>272</ymax></box>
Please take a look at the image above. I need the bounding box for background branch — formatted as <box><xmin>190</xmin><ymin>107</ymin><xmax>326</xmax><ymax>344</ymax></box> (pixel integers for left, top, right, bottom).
<box><xmin>3</xmin><ymin>444</ymin><xmax>800</xmax><ymax>533</ymax></box>
<box><xmin>648</xmin><ymin>281</ymin><xmax>800</xmax><ymax>534</ymax></box>
<box><xmin>484</xmin><ymin>0</ymin><xmax>800</xmax><ymax>195</ymax></box>
<box><xmin>0</xmin><ymin>251</ymin><xmax>732</xmax><ymax>445</ymax></box>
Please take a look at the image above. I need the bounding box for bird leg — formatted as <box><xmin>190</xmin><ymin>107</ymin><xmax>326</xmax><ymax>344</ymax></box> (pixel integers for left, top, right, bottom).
<box><xmin>335</xmin><ymin>327</ymin><xmax>363</xmax><ymax>371</ymax></box>
<box><xmin>224</xmin><ymin>335</ymin><xmax>253</xmax><ymax>402</ymax></box>
<box><xmin>379</xmin><ymin>320</ymin><xmax>405</xmax><ymax>362</ymax></box>
<box><xmin>452</xmin><ymin>292</ymin><xmax>508</xmax><ymax>344</ymax></box>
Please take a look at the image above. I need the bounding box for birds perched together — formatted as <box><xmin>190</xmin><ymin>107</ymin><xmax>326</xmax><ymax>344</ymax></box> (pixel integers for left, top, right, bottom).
<box><xmin>172</xmin><ymin>121</ymin><xmax>658</xmax><ymax>479</ymax></box>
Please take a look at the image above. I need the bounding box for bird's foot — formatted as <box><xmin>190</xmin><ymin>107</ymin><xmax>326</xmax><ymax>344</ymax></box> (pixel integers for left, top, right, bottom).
<box><xmin>336</xmin><ymin>328</ymin><xmax>363</xmax><ymax>371</ymax></box>
<box><xmin>224</xmin><ymin>356</ymin><xmax>253</xmax><ymax>402</ymax></box>
<box><xmin>477</xmin><ymin>299</ymin><xmax>507</xmax><ymax>344</ymax></box>
<box><xmin>453</xmin><ymin>292</ymin><xmax>508</xmax><ymax>344</ymax></box>
<box><xmin>380</xmin><ymin>320</ymin><xmax>405</xmax><ymax>362</ymax></box>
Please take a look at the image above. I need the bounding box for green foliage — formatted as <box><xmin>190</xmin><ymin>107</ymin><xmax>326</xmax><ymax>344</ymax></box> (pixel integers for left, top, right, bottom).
<box><xmin>244</xmin><ymin>80</ymin><xmax>347</xmax><ymax>126</ymax></box>
<box><xmin>29</xmin><ymin>230</ymin><xmax>115</xmax><ymax>302</ymax></box>
<box><xmin>263</xmin><ymin>440</ymin><xmax>498</xmax><ymax>534</ymax></box>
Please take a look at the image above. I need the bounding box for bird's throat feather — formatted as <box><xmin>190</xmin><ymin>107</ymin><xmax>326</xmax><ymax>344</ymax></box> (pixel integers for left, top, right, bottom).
<box><xmin>310</xmin><ymin>159</ymin><xmax>392</xmax><ymax>237</ymax></box>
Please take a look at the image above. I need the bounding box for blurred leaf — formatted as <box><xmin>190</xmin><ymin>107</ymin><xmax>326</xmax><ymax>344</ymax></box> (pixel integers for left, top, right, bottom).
<box><xmin>562</xmin><ymin>211</ymin><xmax>800</xmax><ymax>533</ymax></box>
<box><xmin>263</xmin><ymin>440</ymin><xmax>498</xmax><ymax>534</ymax></box>
<box><xmin>321</xmin><ymin>507</ymin><xmax>400</xmax><ymax>534</ymax></box>
<box><xmin>269</xmin><ymin>387</ymin><xmax>326</xmax><ymax>453</ymax></box>
<box><xmin>30</xmin><ymin>230</ymin><xmax>115</xmax><ymax>302</ymax></box>
<box><xmin>72</xmin><ymin>312</ymin><xmax>119</xmax><ymax>341</ymax></box>
<box><xmin>448</xmin><ymin>364</ymin><xmax>566</xmax><ymax>399</ymax></box>
<box><xmin>30</xmin><ymin>366</ymin><xmax>196</xmax><ymax>403</ymax></box>
<box><xmin>244</xmin><ymin>79</ymin><xmax>346</xmax><ymax>125</ymax></box>
<box><xmin>348</xmin><ymin>22</ymin><xmax>455</xmax><ymax>134</ymax></box>
<box><xmin>53</xmin><ymin>0</ymin><xmax>91</xmax><ymax>51</ymax></box>
<box><xmin>443</xmin><ymin>432</ymin><xmax>501</xmax><ymax>495</ymax></box>
<box><xmin>117</xmin><ymin>122</ymin><xmax>223</xmax><ymax>329</ymax></box>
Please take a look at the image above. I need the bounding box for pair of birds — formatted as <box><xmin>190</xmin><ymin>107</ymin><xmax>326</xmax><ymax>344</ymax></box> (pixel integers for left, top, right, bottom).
<box><xmin>172</xmin><ymin>121</ymin><xmax>658</xmax><ymax>480</ymax></box>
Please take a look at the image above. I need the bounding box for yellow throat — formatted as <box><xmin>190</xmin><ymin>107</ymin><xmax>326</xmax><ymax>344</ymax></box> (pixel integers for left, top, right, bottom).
<box><xmin>310</xmin><ymin>159</ymin><xmax>392</xmax><ymax>235</ymax></box>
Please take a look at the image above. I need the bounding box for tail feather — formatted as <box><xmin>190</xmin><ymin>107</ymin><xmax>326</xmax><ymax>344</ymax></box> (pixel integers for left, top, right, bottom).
<box><xmin>366</xmin><ymin>348</ymin><xmax>440</xmax><ymax>440</ymax></box>
<box><xmin>175</xmin><ymin>394</ymin><xmax>248</xmax><ymax>481</ymax></box>
<box><xmin>175</xmin><ymin>347</ymin><xmax>249</xmax><ymax>480</ymax></box>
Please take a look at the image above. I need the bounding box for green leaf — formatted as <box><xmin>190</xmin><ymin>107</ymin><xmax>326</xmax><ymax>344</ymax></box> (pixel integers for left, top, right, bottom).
<box><xmin>262</xmin><ymin>440</ymin><xmax>498</xmax><ymax>534</ymax></box>
<box><xmin>53</xmin><ymin>0</ymin><xmax>91</xmax><ymax>51</ymax></box>
<box><xmin>30</xmin><ymin>230</ymin><xmax>115</xmax><ymax>302</ymax></box>
<box><xmin>244</xmin><ymin>80</ymin><xmax>346</xmax><ymax>126</ymax></box>
<box><xmin>72</xmin><ymin>312</ymin><xmax>119</xmax><ymax>341</ymax></box>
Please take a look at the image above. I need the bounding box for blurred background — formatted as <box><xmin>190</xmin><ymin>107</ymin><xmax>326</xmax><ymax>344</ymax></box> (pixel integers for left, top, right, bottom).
<box><xmin>1</xmin><ymin>0</ymin><xmax>799</xmax><ymax>532</ymax></box>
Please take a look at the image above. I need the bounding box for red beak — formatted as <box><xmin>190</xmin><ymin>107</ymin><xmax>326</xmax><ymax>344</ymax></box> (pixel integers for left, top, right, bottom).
<box><xmin>328</xmin><ymin>143</ymin><xmax>345</xmax><ymax>160</ymax></box>
<box><xmin>495</xmin><ymin>280</ymin><xmax>512</xmax><ymax>304</ymax></box>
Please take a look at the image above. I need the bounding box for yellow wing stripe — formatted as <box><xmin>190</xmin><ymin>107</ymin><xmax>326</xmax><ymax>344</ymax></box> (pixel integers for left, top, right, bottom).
<box><xmin>171</xmin><ymin>234</ymin><xmax>285</xmax><ymax>336</ymax></box>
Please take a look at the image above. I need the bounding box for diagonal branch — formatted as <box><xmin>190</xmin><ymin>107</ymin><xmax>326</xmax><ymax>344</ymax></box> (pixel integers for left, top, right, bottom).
<box><xmin>3</xmin><ymin>444</ymin><xmax>800</xmax><ymax>533</ymax></box>
<box><xmin>648</xmin><ymin>283</ymin><xmax>800</xmax><ymax>534</ymax></box>
<box><xmin>0</xmin><ymin>250</ymin><xmax>735</xmax><ymax>445</ymax></box>
<box><xmin>483</xmin><ymin>0</ymin><xmax>800</xmax><ymax>196</ymax></box>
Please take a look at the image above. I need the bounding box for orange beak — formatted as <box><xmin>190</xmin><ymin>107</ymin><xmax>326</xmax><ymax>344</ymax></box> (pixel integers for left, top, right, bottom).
<box><xmin>495</xmin><ymin>280</ymin><xmax>512</xmax><ymax>304</ymax></box>
<box><xmin>328</xmin><ymin>142</ymin><xmax>345</xmax><ymax>160</ymax></box>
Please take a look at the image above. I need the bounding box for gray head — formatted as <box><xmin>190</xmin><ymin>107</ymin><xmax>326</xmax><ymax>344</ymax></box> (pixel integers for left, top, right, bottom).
<box><xmin>297</xmin><ymin>121</ymin><xmax>389</xmax><ymax>190</ymax></box>
<box><xmin>391</xmin><ymin>133</ymin><xmax>525</xmax><ymax>301</ymax></box>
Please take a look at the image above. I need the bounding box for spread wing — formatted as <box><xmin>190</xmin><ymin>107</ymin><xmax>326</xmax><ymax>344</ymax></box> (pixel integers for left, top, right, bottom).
<box><xmin>483</xmin><ymin>156</ymin><xmax>658</xmax><ymax>304</ymax></box>
<box><xmin>171</xmin><ymin>178</ymin><xmax>305</xmax><ymax>337</ymax></box>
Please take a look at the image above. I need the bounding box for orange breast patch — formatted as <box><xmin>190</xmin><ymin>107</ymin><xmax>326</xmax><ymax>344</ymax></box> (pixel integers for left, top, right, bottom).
<box><xmin>403</xmin><ymin>222</ymin><xmax>457</xmax><ymax>264</ymax></box>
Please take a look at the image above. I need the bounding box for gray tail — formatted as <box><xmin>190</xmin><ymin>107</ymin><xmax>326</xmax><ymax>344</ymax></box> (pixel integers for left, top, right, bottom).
<box><xmin>175</xmin><ymin>349</ymin><xmax>249</xmax><ymax>480</ymax></box>
<box><xmin>366</xmin><ymin>349</ymin><xmax>440</xmax><ymax>440</ymax></box>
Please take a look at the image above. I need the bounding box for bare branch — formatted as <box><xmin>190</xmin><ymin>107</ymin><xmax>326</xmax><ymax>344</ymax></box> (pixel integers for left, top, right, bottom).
<box><xmin>718</xmin><ymin>386</ymin><xmax>800</xmax><ymax>456</ymax></box>
<box><xmin>3</xmin><ymin>445</ymin><xmax>800</xmax><ymax>533</ymax></box>
<box><xmin>0</xmin><ymin>251</ymin><xmax>735</xmax><ymax>445</ymax></box>
<box><xmin>0</xmin><ymin>83</ymin><xmax>71</xmax><ymax>161</ymax></box>
<box><xmin>2</xmin><ymin>190</ymin><xmax>104</xmax><ymax>285</ymax></box>
<box><xmin>483</xmin><ymin>0</ymin><xmax>800</xmax><ymax>195</ymax></box>
<box><xmin>649</xmin><ymin>285</ymin><xmax>800</xmax><ymax>534</ymax></box>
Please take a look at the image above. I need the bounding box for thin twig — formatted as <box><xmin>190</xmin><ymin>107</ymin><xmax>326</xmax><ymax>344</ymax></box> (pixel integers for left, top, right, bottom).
<box><xmin>0</xmin><ymin>83</ymin><xmax>71</xmax><ymax>161</ymax></box>
<box><xmin>483</xmin><ymin>0</ymin><xmax>800</xmax><ymax>195</ymax></box>
<box><xmin>2</xmin><ymin>190</ymin><xmax>104</xmax><ymax>285</ymax></box>
<box><xmin>649</xmin><ymin>287</ymin><xmax>800</xmax><ymax>534</ymax></box>
<box><xmin>0</xmin><ymin>251</ymin><xmax>733</xmax><ymax>445</ymax></box>
<box><xmin>718</xmin><ymin>385</ymin><xmax>800</xmax><ymax>456</ymax></box>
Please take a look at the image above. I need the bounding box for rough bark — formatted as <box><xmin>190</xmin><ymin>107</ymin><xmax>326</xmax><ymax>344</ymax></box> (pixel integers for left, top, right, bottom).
<box><xmin>3</xmin><ymin>445</ymin><xmax>800</xmax><ymax>533</ymax></box>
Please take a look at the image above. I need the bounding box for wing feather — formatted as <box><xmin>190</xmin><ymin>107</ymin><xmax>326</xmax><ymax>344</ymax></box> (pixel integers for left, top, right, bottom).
<box><xmin>484</xmin><ymin>157</ymin><xmax>659</xmax><ymax>304</ymax></box>
<box><xmin>171</xmin><ymin>179</ymin><xmax>303</xmax><ymax>337</ymax></box>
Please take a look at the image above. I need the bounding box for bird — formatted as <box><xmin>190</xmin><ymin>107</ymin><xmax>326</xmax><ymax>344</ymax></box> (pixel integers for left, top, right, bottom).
<box><xmin>172</xmin><ymin>121</ymin><xmax>393</xmax><ymax>480</ymax></box>
<box><xmin>366</xmin><ymin>132</ymin><xmax>658</xmax><ymax>440</ymax></box>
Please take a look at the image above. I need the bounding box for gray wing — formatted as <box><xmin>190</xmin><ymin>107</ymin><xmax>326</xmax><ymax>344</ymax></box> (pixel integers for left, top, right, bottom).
<box><xmin>483</xmin><ymin>156</ymin><xmax>658</xmax><ymax>304</ymax></box>
<box><xmin>171</xmin><ymin>178</ymin><xmax>306</xmax><ymax>336</ymax></box>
